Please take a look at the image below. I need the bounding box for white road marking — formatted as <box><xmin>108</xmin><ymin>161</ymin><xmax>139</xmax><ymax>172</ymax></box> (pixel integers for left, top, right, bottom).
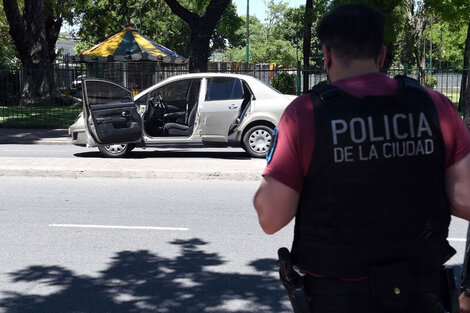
<box><xmin>49</xmin><ymin>224</ymin><xmax>189</xmax><ymax>231</ymax></box>
<box><xmin>448</xmin><ymin>238</ymin><xmax>466</xmax><ymax>242</ymax></box>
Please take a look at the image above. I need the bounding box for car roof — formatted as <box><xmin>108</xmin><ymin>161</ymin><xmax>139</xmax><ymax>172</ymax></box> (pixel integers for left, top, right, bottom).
<box><xmin>135</xmin><ymin>72</ymin><xmax>277</xmax><ymax>100</ymax></box>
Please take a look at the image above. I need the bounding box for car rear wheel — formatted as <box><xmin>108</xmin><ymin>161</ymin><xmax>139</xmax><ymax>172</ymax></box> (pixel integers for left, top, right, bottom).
<box><xmin>98</xmin><ymin>144</ymin><xmax>135</xmax><ymax>158</ymax></box>
<box><xmin>242</xmin><ymin>125</ymin><xmax>273</xmax><ymax>158</ymax></box>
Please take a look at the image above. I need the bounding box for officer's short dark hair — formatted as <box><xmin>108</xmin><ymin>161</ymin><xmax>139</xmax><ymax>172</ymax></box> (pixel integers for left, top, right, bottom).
<box><xmin>317</xmin><ymin>3</ymin><xmax>385</xmax><ymax>63</ymax></box>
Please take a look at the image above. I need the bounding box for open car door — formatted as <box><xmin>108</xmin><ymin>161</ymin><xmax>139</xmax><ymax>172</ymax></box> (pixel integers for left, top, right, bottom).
<box><xmin>83</xmin><ymin>79</ymin><xmax>142</xmax><ymax>145</ymax></box>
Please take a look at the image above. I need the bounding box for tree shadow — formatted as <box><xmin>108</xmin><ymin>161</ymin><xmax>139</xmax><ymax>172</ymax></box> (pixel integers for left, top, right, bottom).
<box><xmin>0</xmin><ymin>129</ymin><xmax>70</xmax><ymax>144</ymax></box>
<box><xmin>0</xmin><ymin>238</ymin><xmax>289</xmax><ymax>313</ymax></box>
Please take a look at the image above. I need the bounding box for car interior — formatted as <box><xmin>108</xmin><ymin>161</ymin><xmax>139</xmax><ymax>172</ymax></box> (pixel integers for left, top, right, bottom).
<box><xmin>142</xmin><ymin>77</ymin><xmax>253</xmax><ymax>139</ymax></box>
<box><xmin>143</xmin><ymin>79</ymin><xmax>200</xmax><ymax>137</ymax></box>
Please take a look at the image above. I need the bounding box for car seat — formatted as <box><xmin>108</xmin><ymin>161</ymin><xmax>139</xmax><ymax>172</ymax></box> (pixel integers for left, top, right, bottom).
<box><xmin>163</xmin><ymin>82</ymin><xmax>199</xmax><ymax>137</ymax></box>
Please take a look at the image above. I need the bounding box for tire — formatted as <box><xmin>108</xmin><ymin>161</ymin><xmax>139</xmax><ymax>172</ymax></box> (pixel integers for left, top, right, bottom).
<box><xmin>98</xmin><ymin>144</ymin><xmax>134</xmax><ymax>158</ymax></box>
<box><xmin>242</xmin><ymin>125</ymin><xmax>273</xmax><ymax>158</ymax></box>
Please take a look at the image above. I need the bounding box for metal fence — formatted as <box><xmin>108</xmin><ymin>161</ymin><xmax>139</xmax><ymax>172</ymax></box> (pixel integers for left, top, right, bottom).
<box><xmin>0</xmin><ymin>64</ymin><xmax>466</xmax><ymax>128</ymax></box>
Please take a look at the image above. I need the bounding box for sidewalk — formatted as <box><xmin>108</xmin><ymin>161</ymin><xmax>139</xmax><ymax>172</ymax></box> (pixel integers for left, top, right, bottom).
<box><xmin>0</xmin><ymin>128</ymin><xmax>70</xmax><ymax>145</ymax></box>
<box><xmin>0</xmin><ymin>128</ymin><xmax>265</xmax><ymax>181</ymax></box>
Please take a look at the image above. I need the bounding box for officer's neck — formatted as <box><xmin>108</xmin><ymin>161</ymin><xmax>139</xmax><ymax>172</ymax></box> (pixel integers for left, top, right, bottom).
<box><xmin>328</xmin><ymin>59</ymin><xmax>379</xmax><ymax>83</ymax></box>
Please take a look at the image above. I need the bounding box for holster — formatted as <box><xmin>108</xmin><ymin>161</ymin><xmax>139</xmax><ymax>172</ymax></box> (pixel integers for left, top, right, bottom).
<box><xmin>278</xmin><ymin>247</ymin><xmax>311</xmax><ymax>313</ymax></box>
<box><xmin>440</xmin><ymin>267</ymin><xmax>459</xmax><ymax>313</ymax></box>
<box><xmin>370</xmin><ymin>261</ymin><xmax>410</xmax><ymax>313</ymax></box>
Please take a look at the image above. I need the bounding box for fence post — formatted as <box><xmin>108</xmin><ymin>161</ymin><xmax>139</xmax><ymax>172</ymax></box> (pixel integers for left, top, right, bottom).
<box><xmin>296</xmin><ymin>61</ymin><xmax>301</xmax><ymax>95</ymax></box>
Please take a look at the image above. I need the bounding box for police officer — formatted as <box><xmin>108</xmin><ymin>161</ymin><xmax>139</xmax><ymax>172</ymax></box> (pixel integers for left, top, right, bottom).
<box><xmin>254</xmin><ymin>3</ymin><xmax>470</xmax><ymax>313</ymax></box>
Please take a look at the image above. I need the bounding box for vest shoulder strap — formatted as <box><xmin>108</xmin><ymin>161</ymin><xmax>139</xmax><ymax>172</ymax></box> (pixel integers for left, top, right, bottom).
<box><xmin>307</xmin><ymin>83</ymin><xmax>342</xmax><ymax>106</ymax></box>
<box><xmin>394</xmin><ymin>75</ymin><xmax>427</xmax><ymax>95</ymax></box>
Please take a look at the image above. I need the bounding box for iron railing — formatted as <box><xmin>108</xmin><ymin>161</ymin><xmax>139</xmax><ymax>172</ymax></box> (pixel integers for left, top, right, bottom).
<box><xmin>0</xmin><ymin>65</ymin><xmax>466</xmax><ymax>128</ymax></box>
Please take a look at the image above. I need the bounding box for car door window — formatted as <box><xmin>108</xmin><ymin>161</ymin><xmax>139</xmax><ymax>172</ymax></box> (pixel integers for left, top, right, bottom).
<box><xmin>86</xmin><ymin>81</ymin><xmax>132</xmax><ymax>105</ymax></box>
<box><xmin>205</xmin><ymin>77</ymin><xmax>243</xmax><ymax>101</ymax></box>
<box><xmin>152</xmin><ymin>80</ymin><xmax>192</xmax><ymax>101</ymax></box>
<box><xmin>151</xmin><ymin>79</ymin><xmax>198</xmax><ymax>112</ymax></box>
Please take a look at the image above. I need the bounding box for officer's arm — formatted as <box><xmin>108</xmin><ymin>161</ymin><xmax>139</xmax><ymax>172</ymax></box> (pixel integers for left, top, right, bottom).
<box><xmin>253</xmin><ymin>176</ymin><xmax>300</xmax><ymax>234</ymax></box>
<box><xmin>446</xmin><ymin>153</ymin><xmax>470</xmax><ymax>220</ymax></box>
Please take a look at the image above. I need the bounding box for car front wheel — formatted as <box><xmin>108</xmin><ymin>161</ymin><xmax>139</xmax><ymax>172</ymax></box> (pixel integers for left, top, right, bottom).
<box><xmin>242</xmin><ymin>125</ymin><xmax>273</xmax><ymax>158</ymax></box>
<box><xmin>98</xmin><ymin>144</ymin><xmax>134</xmax><ymax>158</ymax></box>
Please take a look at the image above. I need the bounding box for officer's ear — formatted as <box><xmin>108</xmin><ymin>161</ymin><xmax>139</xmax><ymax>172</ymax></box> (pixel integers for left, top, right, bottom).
<box><xmin>322</xmin><ymin>45</ymin><xmax>332</xmax><ymax>70</ymax></box>
<box><xmin>377</xmin><ymin>45</ymin><xmax>386</xmax><ymax>68</ymax></box>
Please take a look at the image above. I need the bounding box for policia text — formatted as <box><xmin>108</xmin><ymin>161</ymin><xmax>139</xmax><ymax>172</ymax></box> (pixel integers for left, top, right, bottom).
<box><xmin>331</xmin><ymin>112</ymin><xmax>434</xmax><ymax>163</ymax></box>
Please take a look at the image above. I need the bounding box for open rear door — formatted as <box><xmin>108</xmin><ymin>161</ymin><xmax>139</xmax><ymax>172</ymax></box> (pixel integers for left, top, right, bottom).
<box><xmin>83</xmin><ymin>79</ymin><xmax>142</xmax><ymax>145</ymax></box>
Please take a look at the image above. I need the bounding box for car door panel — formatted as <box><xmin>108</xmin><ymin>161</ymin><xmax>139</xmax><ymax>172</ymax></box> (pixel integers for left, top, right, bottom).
<box><xmin>200</xmin><ymin>77</ymin><xmax>244</xmax><ymax>141</ymax></box>
<box><xmin>83</xmin><ymin>79</ymin><xmax>142</xmax><ymax>145</ymax></box>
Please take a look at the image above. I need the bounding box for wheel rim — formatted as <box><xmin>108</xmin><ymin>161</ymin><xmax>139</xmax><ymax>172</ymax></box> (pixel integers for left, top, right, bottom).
<box><xmin>104</xmin><ymin>144</ymin><xmax>127</xmax><ymax>154</ymax></box>
<box><xmin>248</xmin><ymin>129</ymin><xmax>272</xmax><ymax>154</ymax></box>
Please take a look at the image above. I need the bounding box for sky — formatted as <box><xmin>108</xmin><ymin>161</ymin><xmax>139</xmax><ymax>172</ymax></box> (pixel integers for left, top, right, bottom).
<box><xmin>232</xmin><ymin>0</ymin><xmax>306</xmax><ymax>23</ymax></box>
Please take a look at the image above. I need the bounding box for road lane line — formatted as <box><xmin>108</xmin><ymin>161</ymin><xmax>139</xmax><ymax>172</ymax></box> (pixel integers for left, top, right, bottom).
<box><xmin>49</xmin><ymin>224</ymin><xmax>189</xmax><ymax>231</ymax></box>
<box><xmin>448</xmin><ymin>238</ymin><xmax>466</xmax><ymax>242</ymax></box>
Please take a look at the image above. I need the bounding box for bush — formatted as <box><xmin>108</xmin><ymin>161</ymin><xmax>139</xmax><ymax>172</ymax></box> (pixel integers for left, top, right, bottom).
<box><xmin>423</xmin><ymin>75</ymin><xmax>437</xmax><ymax>89</ymax></box>
<box><xmin>272</xmin><ymin>72</ymin><xmax>296</xmax><ymax>95</ymax></box>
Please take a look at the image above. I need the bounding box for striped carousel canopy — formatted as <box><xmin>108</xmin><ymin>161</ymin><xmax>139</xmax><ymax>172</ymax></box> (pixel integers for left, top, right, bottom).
<box><xmin>73</xmin><ymin>27</ymin><xmax>186</xmax><ymax>64</ymax></box>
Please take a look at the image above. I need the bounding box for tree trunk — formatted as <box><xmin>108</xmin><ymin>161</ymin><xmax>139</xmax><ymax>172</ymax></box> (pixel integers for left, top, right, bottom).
<box><xmin>460</xmin><ymin>20</ymin><xmax>470</xmax><ymax>128</ymax></box>
<box><xmin>302</xmin><ymin>0</ymin><xmax>313</xmax><ymax>93</ymax></box>
<box><xmin>383</xmin><ymin>44</ymin><xmax>394</xmax><ymax>71</ymax></box>
<box><xmin>3</xmin><ymin>0</ymin><xmax>63</xmax><ymax>105</ymax></box>
<box><xmin>163</xmin><ymin>0</ymin><xmax>230</xmax><ymax>73</ymax></box>
<box><xmin>188</xmin><ymin>24</ymin><xmax>211</xmax><ymax>73</ymax></box>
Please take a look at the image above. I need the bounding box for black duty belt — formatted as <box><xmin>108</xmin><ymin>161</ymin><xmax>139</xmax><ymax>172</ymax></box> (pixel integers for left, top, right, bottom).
<box><xmin>303</xmin><ymin>271</ymin><xmax>441</xmax><ymax>295</ymax></box>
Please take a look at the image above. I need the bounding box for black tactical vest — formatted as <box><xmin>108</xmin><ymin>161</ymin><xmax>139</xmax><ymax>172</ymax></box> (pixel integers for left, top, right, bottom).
<box><xmin>291</xmin><ymin>76</ymin><xmax>455</xmax><ymax>278</ymax></box>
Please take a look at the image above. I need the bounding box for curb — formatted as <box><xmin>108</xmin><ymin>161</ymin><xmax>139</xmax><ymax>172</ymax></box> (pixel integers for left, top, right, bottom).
<box><xmin>0</xmin><ymin>168</ymin><xmax>262</xmax><ymax>181</ymax></box>
<box><xmin>0</xmin><ymin>157</ymin><xmax>265</xmax><ymax>181</ymax></box>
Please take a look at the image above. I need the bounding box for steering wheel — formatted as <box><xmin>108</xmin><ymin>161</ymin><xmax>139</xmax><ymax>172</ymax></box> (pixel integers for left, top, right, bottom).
<box><xmin>155</xmin><ymin>94</ymin><xmax>168</xmax><ymax>112</ymax></box>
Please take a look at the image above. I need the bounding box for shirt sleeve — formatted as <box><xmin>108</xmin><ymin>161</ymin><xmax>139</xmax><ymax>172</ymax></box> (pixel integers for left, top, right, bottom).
<box><xmin>430</xmin><ymin>90</ymin><xmax>470</xmax><ymax>167</ymax></box>
<box><xmin>262</xmin><ymin>96</ymin><xmax>312</xmax><ymax>193</ymax></box>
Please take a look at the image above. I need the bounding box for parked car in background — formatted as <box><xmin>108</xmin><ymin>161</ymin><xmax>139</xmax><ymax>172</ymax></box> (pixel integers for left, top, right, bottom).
<box><xmin>69</xmin><ymin>73</ymin><xmax>296</xmax><ymax>158</ymax></box>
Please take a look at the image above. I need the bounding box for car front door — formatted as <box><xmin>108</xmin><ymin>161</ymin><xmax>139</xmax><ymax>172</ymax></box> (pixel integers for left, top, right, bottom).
<box><xmin>83</xmin><ymin>79</ymin><xmax>142</xmax><ymax>144</ymax></box>
<box><xmin>200</xmin><ymin>77</ymin><xmax>244</xmax><ymax>141</ymax></box>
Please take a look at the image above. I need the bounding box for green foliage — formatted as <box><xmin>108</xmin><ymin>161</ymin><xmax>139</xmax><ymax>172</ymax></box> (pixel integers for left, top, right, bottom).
<box><xmin>226</xmin><ymin>2</ymin><xmax>315</xmax><ymax>67</ymax></box>
<box><xmin>73</xmin><ymin>0</ymin><xmax>242</xmax><ymax>57</ymax></box>
<box><xmin>271</xmin><ymin>72</ymin><xmax>296</xmax><ymax>94</ymax></box>
<box><xmin>428</xmin><ymin>21</ymin><xmax>467</xmax><ymax>69</ymax></box>
<box><xmin>423</xmin><ymin>75</ymin><xmax>437</xmax><ymax>88</ymax></box>
<box><xmin>0</xmin><ymin>2</ymin><xmax>19</xmax><ymax>67</ymax></box>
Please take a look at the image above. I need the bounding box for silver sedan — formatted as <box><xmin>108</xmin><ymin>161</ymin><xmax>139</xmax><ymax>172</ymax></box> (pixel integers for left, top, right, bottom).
<box><xmin>69</xmin><ymin>73</ymin><xmax>296</xmax><ymax>158</ymax></box>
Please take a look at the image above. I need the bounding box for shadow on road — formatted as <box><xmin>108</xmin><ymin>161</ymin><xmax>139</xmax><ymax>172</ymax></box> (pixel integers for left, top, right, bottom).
<box><xmin>74</xmin><ymin>149</ymin><xmax>252</xmax><ymax>160</ymax></box>
<box><xmin>0</xmin><ymin>238</ymin><xmax>289</xmax><ymax>313</ymax></box>
<box><xmin>0</xmin><ymin>129</ymin><xmax>69</xmax><ymax>145</ymax></box>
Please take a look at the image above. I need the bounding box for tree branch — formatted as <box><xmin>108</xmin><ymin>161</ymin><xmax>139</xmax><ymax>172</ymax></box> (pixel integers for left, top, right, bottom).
<box><xmin>162</xmin><ymin>0</ymin><xmax>199</xmax><ymax>25</ymax></box>
<box><xmin>201</xmin><ymin>0</ymin><xmax>230</xmax><ymax>30</ymax></box>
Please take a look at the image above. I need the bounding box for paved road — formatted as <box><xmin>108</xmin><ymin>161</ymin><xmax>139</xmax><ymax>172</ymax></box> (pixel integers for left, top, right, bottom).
<box><xmin>0</xmin><ymin>176</ymin><xmax>293</xmax><ymax>313</ymax></box>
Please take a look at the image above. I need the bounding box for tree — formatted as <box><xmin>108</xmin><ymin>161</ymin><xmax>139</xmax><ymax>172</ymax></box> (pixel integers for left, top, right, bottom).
<box><xmin>163</xmin><ymin>0</ymin><xmax>230</xmax><ymax>72</ymax></box>
<box><xmin>302</xmin><ymin>0</ymin><xmax>313</xmax><ymax>92</ymax></box>
<box><xmin>2</xmin><ymin>0</ymin><xmax>74</xmax><ymax>104</ymax></box>
<box><xmin>426</xmin><ymin>0</ymin><xmax>470</xmax><ymax>124</ymax></box>
<box><xmin>225</xmin><ymin>4</ymin><xmax>302</xmax><ymax>67</ymax></box>
<box><xmin>74</xmin><ymin>0</ymin><xmax>241</xmax><ymax>69</ymax></box>
<box><xmin>0</xmin><ymin>2</ymin><xmax>18</xmax><ymax>67</ymax></box>
<box><xmin>302</xmin><ymin>0</ymin><xmax>326</xmax><ymax>91</ymax></box>
<box><xmin>463</xmin><ymin>22</ymin><xmax>470</xmax><ymax>126</ymax></box>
